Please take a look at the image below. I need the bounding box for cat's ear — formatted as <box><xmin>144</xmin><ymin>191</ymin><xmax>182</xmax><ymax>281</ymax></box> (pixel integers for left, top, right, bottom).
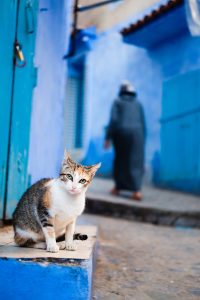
<box><xmin>63</xmin><ymin>150</ymin><xmax>74</xmax><ymax>167</ymax></box>
<box><xmin>64</xmin><ymin>149</ymin><xmax>70</xmax><ymax>161</ymax></box>
<box><xmin>85</xmin><ymin>162</ymin><xmax>101</xmax><ymax>177</ymax></box>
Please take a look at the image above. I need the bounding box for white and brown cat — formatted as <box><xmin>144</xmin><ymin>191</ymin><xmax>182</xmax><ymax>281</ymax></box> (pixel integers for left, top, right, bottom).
<box><xmin>13</xmin><ymin>151</ymin><xmax>101</xmax><ymax>252</ymax></box>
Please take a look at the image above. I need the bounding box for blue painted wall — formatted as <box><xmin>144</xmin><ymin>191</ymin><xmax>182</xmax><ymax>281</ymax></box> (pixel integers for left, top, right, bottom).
<box><xmin>82</xmin><ymin>5</ymin><xmax>200</xmax><ymax>184</ymax></box>
<box><xmin>28</xmin><ymin>0</ymin><xmax>72</xmax><ymax>183</ymax></box>
<box><xmin>26</xmin><ymin>0</ymin><xmax>200</xmax><ymax>188</ymax></box>
<box><xmin>26</xmin><ymin>0</ymin><xmax>170</xmax><ymax>182</ymax></box>
<box><xmin>151</xmin><ymin>32</ymin><xmax>200</xmax><ymax>80</ymax></box>
<box><xmin>151</xmin><ymin>32</ymin><xmax>200</xmax><ymax>190</ymax></box>
<box><xmin>82</xmin><ymin>31</ymin><xmax>162</xmax><ymax>177</ymax></box>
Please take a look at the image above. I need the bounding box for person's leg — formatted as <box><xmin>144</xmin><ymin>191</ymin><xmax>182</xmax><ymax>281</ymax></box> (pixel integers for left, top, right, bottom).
<box><xmin>131</xmin><ymin>191</ymin><xmax>142</xmax><ymax>201</ymax></box>
<box><xmin>111</xmin><ymin>133</ymin><xmax>125</xmax><ymax>195</ymax></box>
<box><xmin>110</xmin><ymin>186</ymin><xmax>120</xmax><ymax>195</ymax></box>
<box><xmin>129</xmin><ymin>130</ymin><xmax>145</xmax><ymax>200</ymax></box>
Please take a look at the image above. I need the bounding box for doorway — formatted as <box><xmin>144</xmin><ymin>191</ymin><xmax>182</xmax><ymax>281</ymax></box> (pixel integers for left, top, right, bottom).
<box><xmin>0</xmin><ymin>0</ymin><xmax>38</xmax><ymax>220</ymax></box>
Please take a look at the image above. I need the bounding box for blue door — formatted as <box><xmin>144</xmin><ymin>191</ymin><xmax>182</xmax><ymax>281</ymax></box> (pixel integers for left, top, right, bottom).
<box><xmin>0</xmin><ymin>0</ymin><xmax>38</xmax><ymax>219</ymax></box>
<box><xmin>160</xmin><ymin>69</ymin><xmax>200</xmax><ymax>192</ymax></box>
<box><xmin>0</xmin><ymin>1</ymin><xmax>18</xmax><ymax>219</ymax></box>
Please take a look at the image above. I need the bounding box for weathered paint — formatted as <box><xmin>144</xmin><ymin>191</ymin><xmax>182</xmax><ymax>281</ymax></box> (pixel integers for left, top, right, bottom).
<box><xmin>0</xmin><ymin>258</ymin><xmax>93</xmax><ymax>300</ymax></box>
<box><xmin>5</xmin><ymin>0</ymin><xmax>39</xmax><ymax>219</ymax></box>
<box><xmin>0</xmin><ymin>226</ymin><xmax>97</xmax><ymax>298</ymax></box>
<box><xmin>0</xmin><ymin>0</ymin><xmax>72</xmax><ymax>219</ymax></box>
<box><xmin>0</xmin><ymin>1</ymin><xmax>18</xmax><ymax>217</ymax></box>
<box><xmin>0</xmin><ymin>0</ymin><xmax>38</xmax><ymax>219</ymax></box>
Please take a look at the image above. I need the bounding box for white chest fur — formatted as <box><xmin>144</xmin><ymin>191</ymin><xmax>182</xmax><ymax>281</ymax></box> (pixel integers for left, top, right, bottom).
<box><xmin>48</xmin><ymin>179</ymin><xmax>85</xmax><ymax>237</ymax></box>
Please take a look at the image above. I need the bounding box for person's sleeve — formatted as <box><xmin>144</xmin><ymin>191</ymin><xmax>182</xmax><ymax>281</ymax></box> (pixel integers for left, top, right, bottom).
<box><xmin>105</xmin><ymin>101</ymin><xmax>119</xmax><ymax>140</ymax></box>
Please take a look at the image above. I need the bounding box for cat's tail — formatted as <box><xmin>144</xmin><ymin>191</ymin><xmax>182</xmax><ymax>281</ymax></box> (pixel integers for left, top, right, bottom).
<box><xmin>56</xmin><ymin>233</ymin><xmax>88</xmax><ymax>242</ymax></box>
<box><xmin>74</xmin><ymin>233</ymin><xmax>88</xmax><ymax>241</ymax></box>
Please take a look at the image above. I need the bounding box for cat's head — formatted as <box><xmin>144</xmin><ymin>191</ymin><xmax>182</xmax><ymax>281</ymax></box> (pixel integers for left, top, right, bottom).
<box><xmin>59</xmin><ymin>150</ymin><xmax>101</xmax><ymax>195</ymax></box>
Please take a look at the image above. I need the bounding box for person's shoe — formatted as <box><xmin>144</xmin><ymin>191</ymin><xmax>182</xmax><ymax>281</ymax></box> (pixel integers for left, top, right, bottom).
<box><xmin>131</xmin><ymin>191</ymin><xmax>142</xmax><ymax>201</ymax></box>
<box><xmin>110</xmin><ymin>187</ymin><xmax>119</xmax><ymax>196</ymax></box>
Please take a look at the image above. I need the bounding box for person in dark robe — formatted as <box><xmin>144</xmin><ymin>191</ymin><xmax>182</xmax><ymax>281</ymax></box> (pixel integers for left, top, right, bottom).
<box><xmin>104</xmin><ymin>81</ymin><xmax>146</xmax><ymax>201</ymax></box>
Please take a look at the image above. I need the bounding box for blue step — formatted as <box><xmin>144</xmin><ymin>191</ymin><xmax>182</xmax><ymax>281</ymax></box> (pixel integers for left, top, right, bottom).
<box><xmin>0</xmin><ymin>225</ymin><xmax>97</xmax><ymax>300</ymax></box>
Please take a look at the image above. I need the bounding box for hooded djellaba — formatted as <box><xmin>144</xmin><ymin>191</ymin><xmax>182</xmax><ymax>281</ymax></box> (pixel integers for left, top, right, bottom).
<box><xmin>104</xmin><ymin>81</ymin><xmax>146</xmax><ymax>201</ymax></box>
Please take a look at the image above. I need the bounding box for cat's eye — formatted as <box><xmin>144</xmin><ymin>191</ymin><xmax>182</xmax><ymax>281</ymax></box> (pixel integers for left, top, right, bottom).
<box><xmin>79</xmin><ymin>179</ymin><xmax>86</xmax><ymax>184</ymax></box>
<box><xmin>66</xmin><ymin>174</ymin><xmax>73</xmax><ymax>181</ymax></box>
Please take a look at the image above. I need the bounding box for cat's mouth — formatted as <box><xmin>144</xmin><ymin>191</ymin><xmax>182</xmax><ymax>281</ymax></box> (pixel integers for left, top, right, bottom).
<box><xmin>68</xmin><ymin>189</ymin><xmax>80</xmax><ymax>195</ymax></box>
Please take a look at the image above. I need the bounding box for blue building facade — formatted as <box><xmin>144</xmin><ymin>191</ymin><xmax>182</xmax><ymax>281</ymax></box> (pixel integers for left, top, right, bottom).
<box><xmin>28</xmin><ymin>0</ymin><xmax>71</xmax><ymax>183</ymax></box>
<box><xmin>81</xmin><ymin>31</ymin><xmax>161</xmax><ymax>176</ymax></box>
<box><xmin>71</xmin><ymin>5</ymin><xmax>165</xmax><ymax>176</ymax></box>
<box><xmin>64</xmin><ymin>1</ymin><xmax>174</xmax><ymax>177</ymax></box>
<box><xmin>76</xmin><ymin>0</ymin><xmax>200</xmax><ymax>193</ymax></box>
<box><xmin>121</xmin><ymin>0</ymin><xmax>200</xmax><ymax>193</ymax></box>
<box><xmin>1</xmin><ymin>0</ymin><xmax>200</xmax><ymax>219</ymax></box>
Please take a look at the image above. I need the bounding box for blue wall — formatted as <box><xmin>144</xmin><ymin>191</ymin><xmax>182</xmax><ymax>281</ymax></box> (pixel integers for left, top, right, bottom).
<box><xmin>82</xmin><ymin>31</ymin><xmax>162</xmax><ymax>177</ymax></box>
<box><xmin>27</xmin><ymin>0</ymin><xmax>172</xmax><ymax>181</ymax></box>
<box><xmin>82</xmin><ymin>8</ymin><xmax>200</xmax><ymax>181</ymax></box>
<box><xmin>151</xmin><ymin>32</ymin><xmax>200</xmax><ymax>80</ymax></box>
<box><xmin>151</xmin><ymin>32</ymin><xmax>200</xmax><ymax>189</ymax></box>
<box><xmin>28</xmin><ymin>0</ymin><xmax>72</xmax><ymax>183</ymax></box>
<box><xmin>27</xmin><ymin>0</ymin><xmax>200</xmax><ymax>184</ymax></box>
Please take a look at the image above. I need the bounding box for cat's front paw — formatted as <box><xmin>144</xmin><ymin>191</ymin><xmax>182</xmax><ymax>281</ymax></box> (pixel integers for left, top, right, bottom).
<box><xmin>46</xmin><ymin>241</ymin><xmax>59</xmax><ymax>253</ymax></box>
<box><xmin>58</xmin><ymin>241</ymin><xmax>66</xmax><ymax>250</ymax></box>
<box><xmin>58</xmin><ymin>241</ymin><xmax>77</xmax><ymax>251</ymax></box>
<box><xmin>65</xmin><ymin>242</ymin><xmax>77</xmax><ymax>251</ymax></box>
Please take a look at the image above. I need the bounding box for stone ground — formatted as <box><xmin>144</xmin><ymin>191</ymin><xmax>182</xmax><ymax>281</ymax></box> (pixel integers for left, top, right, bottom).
<box><xmin>80</xmin><ymin>214</ymin><xmax>200</xmax><ymax>300</ymax></box>
<box><xmin>88</xmin><ymin>178</ymin><xmax>200</xmax><ymax>213</ymax></box>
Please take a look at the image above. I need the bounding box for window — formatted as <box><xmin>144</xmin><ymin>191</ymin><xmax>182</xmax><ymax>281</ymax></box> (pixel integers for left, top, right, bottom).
<box><xmin>64</xmin><ymin>76</ymin><xmax>84</xmax><ymax>153</ymax></box>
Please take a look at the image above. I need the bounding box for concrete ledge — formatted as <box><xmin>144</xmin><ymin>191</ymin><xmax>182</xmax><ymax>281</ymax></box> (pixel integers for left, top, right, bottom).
<box><xmin>86</xmin><ymin>194</ymin><xmax>200</xmax><ymax>228</ymax></box>
<box><xmin>0</xmin><ymin>226</ymin><xmax>97</xmax><ymax>300</ymax></box>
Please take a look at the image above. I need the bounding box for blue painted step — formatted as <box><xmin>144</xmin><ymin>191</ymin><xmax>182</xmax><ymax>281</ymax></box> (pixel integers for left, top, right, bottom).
<box><xmin>0</xmin><ymin>225</ymin><xmax>97</xmax><ymax>300</ymax></box>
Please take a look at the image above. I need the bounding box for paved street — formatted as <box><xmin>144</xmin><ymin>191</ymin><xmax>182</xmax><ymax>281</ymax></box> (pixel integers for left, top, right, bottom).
<box><xmin>80</xmin><ymin>214</ymin><xmax>200</xmax><ymax>300</ymax></box>
<box><xmin>88</xmin><ymin>178</ymin><xmax>200</xmax><ymax>213</ymax></box>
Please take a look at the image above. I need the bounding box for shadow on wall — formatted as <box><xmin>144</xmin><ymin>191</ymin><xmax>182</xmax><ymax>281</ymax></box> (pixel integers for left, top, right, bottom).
<box><xmin>82</xmin><ymin>136</ymin><xmax>114</xmax><ymax>177</ymax></box>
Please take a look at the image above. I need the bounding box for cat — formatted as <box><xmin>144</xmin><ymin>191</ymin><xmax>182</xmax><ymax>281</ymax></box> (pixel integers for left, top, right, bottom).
<box><xmin>12</xmin><ymin>150</ymin><xmax>101</xmax><ymax>253</ymax></box>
